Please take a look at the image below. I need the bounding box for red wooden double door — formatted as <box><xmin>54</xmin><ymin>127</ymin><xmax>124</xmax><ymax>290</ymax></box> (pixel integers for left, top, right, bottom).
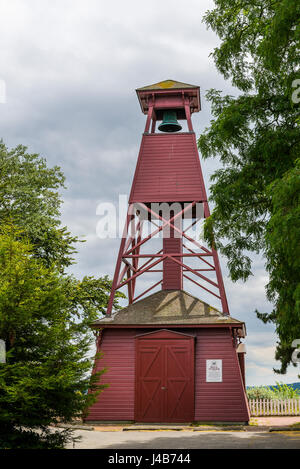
<box><xmin>135</xmin><ymin>330</ymin><xmax>195</xmax><ymax>422</ymax></box>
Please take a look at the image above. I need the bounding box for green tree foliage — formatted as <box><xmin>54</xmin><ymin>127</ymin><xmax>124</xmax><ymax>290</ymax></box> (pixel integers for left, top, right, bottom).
<box><xmin>270</xmin><ymin>382</ymin><xmax>300</xmax><ymax>399</ymax></box>
<box><xmin>199</xmin><ymin>1</ymin><xmax>300</xmax><ymax>373</ymax></box>
<box><xmin>0</xmin><ymin>143</ymin><xmax>125</xmax><ymax>448</ymax></box>
<box><xmin>0</xmin><ymin>140</ymin><xmax>77</xmax><ymax>269</ymax></box>
<box><xmin>0</xmin><ymin>225</ymin><xmax>104</xmax><ymax>448</ymax></box>
<box><xmin>247</xmin><ymin>385</ymin><xmax>277</xmax><ymax>400</ymax></box>
<box><xmin>247</xmin><ymin>382</ymin><xmax>300</xmax><ymax>400</ymax></box>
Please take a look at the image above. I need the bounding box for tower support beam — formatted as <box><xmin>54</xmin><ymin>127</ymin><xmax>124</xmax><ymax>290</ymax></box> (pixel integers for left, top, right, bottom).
<box><xmin>106</xmin><ymin>80</ymin><xmax>230</xmax><ymax>316</ymax></box>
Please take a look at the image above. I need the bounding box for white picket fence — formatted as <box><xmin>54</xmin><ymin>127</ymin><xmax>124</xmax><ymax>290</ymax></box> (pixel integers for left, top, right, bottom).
<box><xmin>249</xmin><ymin>399</ymin><xmax>300</xmax><ymax>416</ymax></box>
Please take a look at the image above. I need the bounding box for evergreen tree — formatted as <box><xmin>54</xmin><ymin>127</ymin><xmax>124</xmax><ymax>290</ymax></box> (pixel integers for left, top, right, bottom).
<box><xmin>0</xmin><ymin>143</ymin><xmax>124</xmax><ymax>448</ymax></box>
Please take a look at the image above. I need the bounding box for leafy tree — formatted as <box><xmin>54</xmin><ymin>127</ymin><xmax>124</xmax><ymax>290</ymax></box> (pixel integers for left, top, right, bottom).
<box><xmin>0</xmin><ymin>225</ymin><xmax>102</xmax><ymax>448</ymax></box>
<box><xmin>199</xmin><ymin>0</ymin><xmax>300</xmax><ymax>373</ymax></box>
<box><xmin>0</xmin><ymin>140</ymin><xmax>77</xmax><ymax>269</ymax></box>
<box><xmin>270</xmin><ymin>382</ymin><xmax>300</xmax><ymax>399</ymax></box>
<box><xmin>246</xmin><ymin>386</ymin><xmax>277</xmax><ymax>400</ymax></box>
<box><xmin>247</xmin><ymin>382</ymin><xmax>299</xmax><ymax>400</ymax></box>
<box><xmin>0</xmin><ymin>143</ymin><xmax>125</xmax><ymax>448</ymax></box>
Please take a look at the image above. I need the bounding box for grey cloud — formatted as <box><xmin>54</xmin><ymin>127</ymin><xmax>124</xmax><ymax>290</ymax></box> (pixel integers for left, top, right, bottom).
<box><xmin>0</xmin><ymin>0</ymin><xmax>293</xmax><ymax>386</ymax></box>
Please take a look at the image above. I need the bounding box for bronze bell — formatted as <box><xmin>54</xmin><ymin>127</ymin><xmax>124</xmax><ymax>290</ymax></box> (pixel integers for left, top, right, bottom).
<box><xmin>158</xmin><ymin>110</ymin><xmax>182</xmax><ymax>133</ymax></box>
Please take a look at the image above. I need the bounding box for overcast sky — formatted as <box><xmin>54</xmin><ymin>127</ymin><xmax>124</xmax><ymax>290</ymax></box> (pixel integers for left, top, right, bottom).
<box><xmin>0</xmin><ymin>0</ymin><xmax>299</xmax><ymax>386</ymax></box>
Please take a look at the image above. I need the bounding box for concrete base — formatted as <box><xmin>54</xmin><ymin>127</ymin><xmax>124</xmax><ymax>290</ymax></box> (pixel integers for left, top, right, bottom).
<box><xmin>85</xmin><ymin>420</ymin><xmax>248</xmax><ymax>426</ymax></box>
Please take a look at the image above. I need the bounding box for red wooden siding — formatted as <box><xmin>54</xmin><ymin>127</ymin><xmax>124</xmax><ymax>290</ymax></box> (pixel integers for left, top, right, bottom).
<box><xmin>85</xmin><ymin>329</ymin><xmax>135</xmax><ymax>421</ymax></box>
<box><xmin>194</xmin><ymin>328</ymin><xmax>250</xmax><ymax>422</ymax></box>
<box><xmin>135</xmin><ymin>330</ymin><xmax>194</xmax><ymax>422</ymax></box>
<box><xmin>163</xmin><ymin>237</ymin><xmax>182</xmax><ymax>290</ymax></box>
<box><xmin>238</xmin><ymin>352</ymin><xmax>246</xmax><ymax>389</ymax></box>
<box><xmin>129</xmin><ymin>133</ymin><xmax>205</xmax><ymax>203</ymax></box>
<box><xmin>86</xmin><ymin>327</ymin><xmax>249</xmax><ymax>423</ymax></box>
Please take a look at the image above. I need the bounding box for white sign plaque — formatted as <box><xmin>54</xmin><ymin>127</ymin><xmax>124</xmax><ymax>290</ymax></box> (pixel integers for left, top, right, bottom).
<box><xmin>206</xmin><ymin>359</ymin><xmax>222</xmax><ymax>382</ymax></box>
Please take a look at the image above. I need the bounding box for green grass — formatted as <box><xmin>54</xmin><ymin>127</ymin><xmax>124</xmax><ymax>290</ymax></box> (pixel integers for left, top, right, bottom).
<box><xmin>290</xmin><ymin>423</ymin><xmax>300</xmax><ymax>429</ymax></box>
<box><xmin>191</xmin><ymin>421</ymin><xmax>244</xmax><ymax>427</ymax></box>
<box><xmin>249</xmin><ymin>418</ymin><xmax>259</xmax><ymax>426</ymax></box>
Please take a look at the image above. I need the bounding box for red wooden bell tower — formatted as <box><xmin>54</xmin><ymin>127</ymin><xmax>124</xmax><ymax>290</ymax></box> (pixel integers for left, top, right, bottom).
<box><xmin>106</xmin><ymin>79</ymin><xmax>229</xmax><ymax>316</ymax></box>
<box><xmin>86</xmin><ymin>80</ymin><xmax>250</xmax><ymax>424</ymax></box>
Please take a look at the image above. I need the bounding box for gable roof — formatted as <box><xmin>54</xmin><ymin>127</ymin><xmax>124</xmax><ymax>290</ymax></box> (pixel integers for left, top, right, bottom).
<box><xmin>136</xmin><ymin>79</ymin><xmax>199</xmax><ymax>91</ymax></box>
<box><xmin>92</xmin><ymin>290</ymin><xmax>244</xmax><ymax>329</ymax></box>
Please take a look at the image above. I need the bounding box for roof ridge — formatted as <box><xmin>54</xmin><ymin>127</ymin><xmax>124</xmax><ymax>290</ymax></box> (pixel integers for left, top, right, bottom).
<box><xmin>136</xmin><ymin>79</ymin><xmax>199</xmax><ymax>91</ymax></box>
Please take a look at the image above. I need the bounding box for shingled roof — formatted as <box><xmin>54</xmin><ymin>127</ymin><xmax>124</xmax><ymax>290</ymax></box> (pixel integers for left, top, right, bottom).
<box><xmin>136</xmin><ymin>79</ymin><xmax>198</xmax><ymax>91</ymax></box>
<box><xmin>92</xmin><ymin>290</ymin><xmax>245</xmax><ymax>330</ymax></box>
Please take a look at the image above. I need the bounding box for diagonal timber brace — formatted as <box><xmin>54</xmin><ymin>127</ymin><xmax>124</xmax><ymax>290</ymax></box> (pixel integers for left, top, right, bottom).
<box><xmin>106</xmin><ymin>202</ymin><xmax>229</xmax><ymax>316</ymax></box>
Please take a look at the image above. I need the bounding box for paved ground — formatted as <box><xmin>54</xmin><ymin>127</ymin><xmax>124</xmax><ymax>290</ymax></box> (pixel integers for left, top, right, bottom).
<box><xmin>252</xmin><ymin>416</ymin><xmax>300</xmax><ymax>426</ymax></box>
<box><xmin>63</xmin><ymin>417</ymin><xmax>300</xmax><ymax>449</ymax></box>
<box><xmin>67</xmin><ymin>429</ymin><xmax>300</xmax><ymax>449</ymax></box>
<box><xmin>83</xmin><ymin>416</ymin><xmax>300</xmax><ymax>432</ymax></box>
